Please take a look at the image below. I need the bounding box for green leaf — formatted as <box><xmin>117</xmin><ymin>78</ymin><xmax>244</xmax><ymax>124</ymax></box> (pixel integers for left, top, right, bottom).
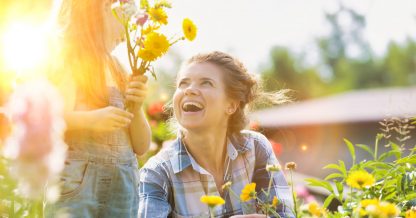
<box><xmin>379</xmin><ymin>150</ymin><xmax>402</xmax><ymax>162</ymax></box>
<box><xmin>390</xmin><ymin>142</ymin><xmax>402</xmax><ymax>159</ymax></box>
<box><xmin>344</xmin><ymin>138</ymin><xmax>356</xmax><ymax>165</ymax></box>
<box><xmin>396</xmin><ymin>155</ymin><xmax>416</xmax><ymax>164</ymax></box>
<box><xmin>356</xmin><ymin>144</ymin><xmax>374</xmax><ymax>157</ymax></box>
<box><xmin>335</xmin><ymin>181</ymin><xmax>344</xmax><ymax>198</ymax></box>
<box><xmin>305</xmin><ymin>178</ymin><xmax>334</xmax><ymax>193</ymax></box>
<box><xmin>324</xmin><ymin>173</ymin><xmax>344</xmax><ymax>181</ymax></box>
<box><xmin>323</xmin><ymin>194</ymin><xmax>335</xmax><ymax>209</ymax></box>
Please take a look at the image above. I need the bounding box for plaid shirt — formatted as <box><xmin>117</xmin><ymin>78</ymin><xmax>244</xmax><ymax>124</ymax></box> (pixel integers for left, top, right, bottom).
<box><xmin>138</xmin><ymin>130</ymin><xmax>294</xmax><ymax>218</ymax></box>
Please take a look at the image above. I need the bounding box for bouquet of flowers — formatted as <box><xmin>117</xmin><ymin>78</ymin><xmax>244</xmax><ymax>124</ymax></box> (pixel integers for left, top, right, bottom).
<box><xmin>111</xmin><ymin>0</ymin><xmax>196</xmax><ymax>77</ymax></box>
<box><xmin>111</xmin><ymin>0</ymin><xmax>197</xmax><ymax>110</ymax></box>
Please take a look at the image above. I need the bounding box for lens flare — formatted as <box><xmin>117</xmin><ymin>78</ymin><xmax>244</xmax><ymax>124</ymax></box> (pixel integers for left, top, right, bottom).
<box><xmin>2</xmin><ymin>22</ymin><xmax>50</xmax><ymax>76</ymax></box>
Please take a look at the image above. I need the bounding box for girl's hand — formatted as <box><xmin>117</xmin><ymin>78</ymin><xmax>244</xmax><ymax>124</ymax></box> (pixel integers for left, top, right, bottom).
<box><xmin>88</xmin><ymin>106</ymin><xmax>133</xmax><ymax>132</ymax></box>
<box><xmin>126</xmin><ymin>75</ymin><xmax>148</xmax><ymax>113</ymax></box>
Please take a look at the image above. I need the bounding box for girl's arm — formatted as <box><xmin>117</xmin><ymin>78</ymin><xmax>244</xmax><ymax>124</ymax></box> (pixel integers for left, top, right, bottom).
<box><xmin>126</xmin><ymin>75</ymin><xmax>151</xmax><ymax>156</ymax></box>
<box><xmin>54</xmin><ymin>71</ymin><xmax>133</xmax><ymax>132</ymax></box>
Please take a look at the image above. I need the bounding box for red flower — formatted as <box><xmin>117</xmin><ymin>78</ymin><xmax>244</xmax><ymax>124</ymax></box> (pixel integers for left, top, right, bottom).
<box><xmin>147</xmin><ymin>101</ymin><xmax>164</xmax><ymax>117</ymax></box>
<box><xmin>269</xmin><ymin>139</ymin><xmax>283</xmax><ymax>156</ymax></box>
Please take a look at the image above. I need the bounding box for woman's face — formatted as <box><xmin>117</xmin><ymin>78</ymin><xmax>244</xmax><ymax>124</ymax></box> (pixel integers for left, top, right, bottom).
<box><xmin>103</xmin><ymin>0</ymin><xmax>124</xmax><ymax>51</ymax></box>
<box><xmin>173</xmin><ymin>62</ymin><xmax>237</xmax><ymax>132</ymax></box>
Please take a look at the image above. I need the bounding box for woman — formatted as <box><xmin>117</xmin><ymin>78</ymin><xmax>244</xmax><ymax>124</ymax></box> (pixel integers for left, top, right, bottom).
<box><xmin>138</xmin><ymin>51</ymin><xmax>294</xmax><ymax>217</ymax></box>
<box><xmin>45</xmin><ymin>0</ymin><xmax>151</xmax><ymax>217</ymax></box>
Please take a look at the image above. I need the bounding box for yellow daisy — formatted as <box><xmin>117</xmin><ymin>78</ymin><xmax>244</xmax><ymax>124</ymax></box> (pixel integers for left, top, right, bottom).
<box><xmin>346</xmin><ymin>170</ymin><xmax>375</xmax><ymax>189</ymax></box>
<box><xmin>406</xmin><ymin>207</ymin><xmax>416</xmax><ymax>218</ymax></box>
<box><xmin>138</xmin><ymin>49</ymin><xmax>158</xmax><ymax>62</ymax></box>
<box><xmin>308</xmin><ymin>202</ymin><xmax>325</xmax><ymax>217</ymax></box>
<box><xmin>272</xmin><ymin>196</ymin><xmax>279</xmax><ymax>208</ymax></box>
<box><xmin>240</xmin><ymin>183</ymin><xmax>256</xmax><ymax>202</ymax></box>
<box><xmin>143</xmin><ymin>33</ymin><xmax>169</xmax><ymax>54</ymax></box>
<box><xmin>182</xmin><ymin>18</ymin><xmax>197</xmax><ymax>41</ymax></box>
<box><xmin>379</xmin><ymin>202</ymin><xmax>400</xmax><ymax>218</ymax></box>
<box><xmin>200</xmin><ymin>195</ymin><xmax>225</xmax><ymax>208</ymax></box>
<box><xmin>148</xmin><ymin>7</ymin><xmax>168</xmax><ymax>25</ymax></box>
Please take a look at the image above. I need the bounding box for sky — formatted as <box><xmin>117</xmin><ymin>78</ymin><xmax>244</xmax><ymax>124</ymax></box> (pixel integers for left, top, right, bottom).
<box><xmin>127</xmin><ymin>0</ymin><xmax>416</xmax><ymax>74</ymax></box>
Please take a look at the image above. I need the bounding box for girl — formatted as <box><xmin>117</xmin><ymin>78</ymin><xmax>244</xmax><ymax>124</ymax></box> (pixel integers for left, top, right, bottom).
<box><xmin>138</xmin><ymin>51</ymin><xmax>294</xmax><ymax>217</ymax></box>
<box><xmin>45</xmin><ymin>0</ymin><xmax>151</xmax><ymax>217</ymax></box>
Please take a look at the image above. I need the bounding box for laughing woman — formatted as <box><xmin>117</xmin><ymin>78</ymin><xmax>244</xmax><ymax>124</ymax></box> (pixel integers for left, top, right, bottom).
<box><xmin>138</xmin><ymin>51</ymin><xmax>294</xmax><ymax>218</ymax></box>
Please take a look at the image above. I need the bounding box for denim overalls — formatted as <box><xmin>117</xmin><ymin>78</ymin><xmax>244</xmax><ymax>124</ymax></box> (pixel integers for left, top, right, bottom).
<box><xmin>45</xmin><ymin>87</ymin><xmax>139</xmax><ymax>218</ymax></box>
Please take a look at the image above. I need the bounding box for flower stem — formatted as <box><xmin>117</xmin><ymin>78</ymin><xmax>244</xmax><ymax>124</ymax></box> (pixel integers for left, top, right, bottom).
<box><xmin>209</xmin><ymin>207</ymin><xmax>214</xmax><ymax>218</ymax></box>
<box><xmin>289</xmin><ymin>170</ymin><xmax>298</xmax><ymax>218</ymax></box>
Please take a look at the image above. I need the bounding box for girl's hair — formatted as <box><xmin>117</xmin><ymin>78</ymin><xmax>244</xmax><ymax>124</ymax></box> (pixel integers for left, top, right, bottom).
<box><xmin>56</xmin><ymin>0</ymin><xmax>126</xmax><ymax>108</ymax></box>
<box><xmin>172</xmin><ymin>51</ymin><xmax>290</xmax><ymax>136</ymax></box>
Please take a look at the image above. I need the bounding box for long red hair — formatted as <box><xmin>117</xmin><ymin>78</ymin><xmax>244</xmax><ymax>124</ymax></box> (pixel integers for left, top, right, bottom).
<box><xmin>57</xmin><ymin>0</ymin><xmax>126</xmax><ymax>108</ymax></box>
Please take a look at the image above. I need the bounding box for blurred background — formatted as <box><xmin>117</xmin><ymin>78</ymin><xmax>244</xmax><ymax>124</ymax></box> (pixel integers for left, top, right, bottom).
<box><xmin>114</xmin><ymin>0</ymin><xmax>416</xmax><ymax>174</ymax></box>
<box><xmin>1</xmin><ymin>0</ymin><xmax>416</xmax><ymax>209</ymax></box>
<box><xmin>115</xmin><ymin>0</ymin><xmax>416</xmax><ymax>201</ymax></box>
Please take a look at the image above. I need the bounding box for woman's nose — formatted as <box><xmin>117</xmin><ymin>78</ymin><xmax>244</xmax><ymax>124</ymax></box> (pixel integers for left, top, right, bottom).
<box><xmin>184</xmin><ymin>85</ymin><xmax>199</xmax><ymax>96</ymax></box>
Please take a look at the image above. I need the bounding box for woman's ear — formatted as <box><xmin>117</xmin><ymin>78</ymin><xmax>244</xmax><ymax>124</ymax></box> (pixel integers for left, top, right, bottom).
<box><xmin>226</xmin><ymin>100</ymin><xmax>239</xmax><ymax>115</ymax></box>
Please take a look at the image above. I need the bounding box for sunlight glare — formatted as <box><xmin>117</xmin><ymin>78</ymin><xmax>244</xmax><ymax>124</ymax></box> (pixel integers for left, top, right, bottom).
<box><xmin>2</xmin><ymin>22</ymin><xmax>50</xmax><ymax>76</ymax></box>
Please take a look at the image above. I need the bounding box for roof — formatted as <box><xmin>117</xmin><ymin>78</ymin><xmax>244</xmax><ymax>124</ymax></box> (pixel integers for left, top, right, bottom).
<box><xmin>250</xmin><ymin>87</ymin><xmax>416</xmax><ymax>128</ymax></box>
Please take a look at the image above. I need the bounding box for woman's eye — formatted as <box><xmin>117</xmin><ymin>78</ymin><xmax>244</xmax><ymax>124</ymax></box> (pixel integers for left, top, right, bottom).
<box><xmin>178</xmin><ymin>81</ymin><xmax>188</xmax><ymax>87</ymax></box>
<box><xmin>202</xmin><ymin>81</ymin><xmax>213</xmax><ymax>86</ymax></box>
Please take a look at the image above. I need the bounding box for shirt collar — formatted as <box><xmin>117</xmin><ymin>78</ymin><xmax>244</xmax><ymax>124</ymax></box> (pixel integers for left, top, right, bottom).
<box><xmin>169</xmin><ymin>133</ymin><xmax>252</xmax><ymax>174</ymax></box>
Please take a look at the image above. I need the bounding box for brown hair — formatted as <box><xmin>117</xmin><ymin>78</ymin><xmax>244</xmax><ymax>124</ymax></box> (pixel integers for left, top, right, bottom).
<box><xmin>176</xmin><ymin>51</ymin><xmax>290</xmax><ymax>136</ymax></box>
<box><xmin>56</xmin><ymin>0</ymin><xmax>126</xmax><ymax>108</ymax></box>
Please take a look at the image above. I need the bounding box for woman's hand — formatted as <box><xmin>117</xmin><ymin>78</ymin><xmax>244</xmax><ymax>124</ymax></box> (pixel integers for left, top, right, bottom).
<box><xmin>126</xmin><ymin>75</ymin><xmax>148</xmax><ymax>113</ymax></box>
<box><xmin>88</xmin><ymin>106</ymin><xmax>133</xmax><ymax>132</ymax></box>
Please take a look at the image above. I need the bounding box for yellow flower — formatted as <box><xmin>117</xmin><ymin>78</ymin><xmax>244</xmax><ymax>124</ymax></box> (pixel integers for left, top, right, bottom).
<box><xmin>148</xmin><ymin>7</ymin><xmax>168</xmax><ymax>25</ymax></box>
<box><xmin>406</xmin><ymin>207</ymin><xmax>416</xmax><ymax>218</ymax></box>
<box><xmin>272</xmin><ymin>196</ymin><xmax>279</xmax><ymax>208</ymax></box>
<box><xmin>138</xmin><ymin>49</ymin><xmax>158</xmax><ymax>62</ymax></box>
<box><xmin>308</xmin><ymin>202</ymin><xmax>325</xmax><ymax>217</ymax></box>
<box><xmin>143</xmin><ymin>32</ymin><xmax>169</xmax><ymax>54</ymax></box>
<box><xmin>182</xmin><ymin>18</ymin><xmax>197</xmax><ymax>41</ymax></box>
<box><xmin>142</xmin><ymin>25</ymin><xmax>159</xmax><ymax>35</ymax></box>
<box><xmin>200</xmin><ymin>195</ymin><xmax>225</xmax><ymax>208</ymax></box>
<box><xmin>360</xmin><ymin>199</ymin><xmax>379</xmax><ymax>207</ymax></box>
<box><xmin>240</xmin><ymin>183</ymin><xmax>256</xmax><ymax>202</ymax></box>
<box><xmin>139</xmin><ymin>32</ymin><xmax>170</xmax><ymax>61</ymax></box>
<box><xmin>346</xmin><ymin>170</ymin><xmax>375</xmax><ymax>189</ymax></box>
<box><xmin>379</xmin><ymin>202</ymin><xmax>400</xmax><ymax>218</ymax></box>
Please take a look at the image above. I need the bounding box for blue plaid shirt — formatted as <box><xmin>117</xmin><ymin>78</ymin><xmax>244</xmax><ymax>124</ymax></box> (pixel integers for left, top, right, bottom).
<box><xmin>138</xmin><ymin>130</ymin><xmax>294</xmax><ymax>218</ymax></box>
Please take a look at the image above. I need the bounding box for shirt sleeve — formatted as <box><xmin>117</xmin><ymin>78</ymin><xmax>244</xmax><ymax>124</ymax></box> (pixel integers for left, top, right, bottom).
<box><xmin>251</xmin><ymin>132</ymin><xmax>295</xmax><ymax>218</ymax></box>
<box><xmin>138</xmin><ymin>163</ymin><xmax>172</xmax><ymax>218</ymax></box>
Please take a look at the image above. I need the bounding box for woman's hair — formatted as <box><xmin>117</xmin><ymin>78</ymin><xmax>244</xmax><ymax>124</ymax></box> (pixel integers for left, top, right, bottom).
<box><xmin>172</xmin><ymin>51</ymin><xmax>290</xmax><ymax>136</ymax></box>
<box><xmin>56</xmin><ymin>0</ymin><xmax>126</xmax><ymax>108</ymax></box>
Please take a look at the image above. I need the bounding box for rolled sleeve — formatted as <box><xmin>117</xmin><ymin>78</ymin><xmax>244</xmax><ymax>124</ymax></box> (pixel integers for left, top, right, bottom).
<box><xmin>138</xmin><ymin>164</ymin><xmax>172</xmax><ymax>218</ymax></box>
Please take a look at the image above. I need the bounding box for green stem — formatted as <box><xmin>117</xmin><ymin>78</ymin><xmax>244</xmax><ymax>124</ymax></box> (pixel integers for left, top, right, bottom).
<box><xmin>170</xmin><ymin>36</ymin><xmax>185</xmax><ymax>46</ymax></box>
<box><xmin>375</xmin><ymin>135</ymin><xmax>379</xmax><ymax>160</ymax></box>
<box><xmin>289</xmin><ymin>170</ymin><xmax>298</xmax><ymax>218</ymax></box>
<box><xmin>209</xmin><ymin>207</ymin><xmax>214</xmax><ymax>218</ymax></box>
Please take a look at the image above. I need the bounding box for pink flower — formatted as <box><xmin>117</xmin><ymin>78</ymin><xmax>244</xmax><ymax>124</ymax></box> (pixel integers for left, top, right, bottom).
<box><xmin>136</xmin><ymin>13</ymin><xmax>148</xmax><ymax>26</ymax></box>
<box><xmin>4</xmin><ymin>80</ymin><xmax>67</xmax><ymax>201</ymax></box>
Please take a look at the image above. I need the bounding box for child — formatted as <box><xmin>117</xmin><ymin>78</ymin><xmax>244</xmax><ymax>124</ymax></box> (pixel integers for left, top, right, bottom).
<box><xmin>45</xmin><ymin>0</ymin><xmax>151</xmax><ymax>217</ymax></box>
